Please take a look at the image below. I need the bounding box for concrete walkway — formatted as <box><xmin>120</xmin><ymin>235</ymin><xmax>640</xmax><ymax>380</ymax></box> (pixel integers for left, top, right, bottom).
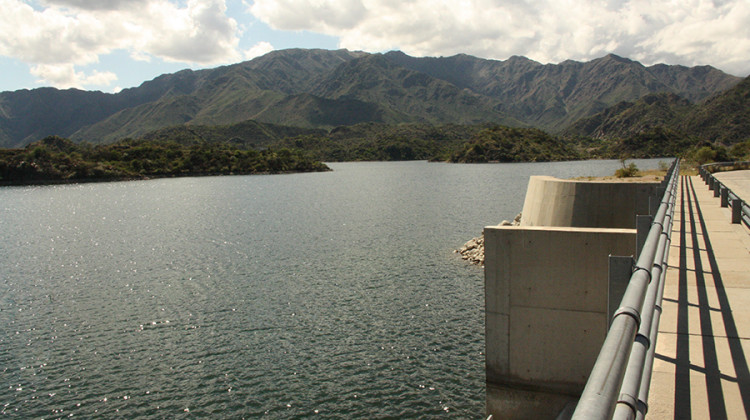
<box><xmin>715</xmin><ymin>170</ymin><xmax>750</xmax><ymax>203</ymax></box>
<box><xmin>648</xmin><ymin>175</ymin><xmax>750</xmax><ymax>419</ymax></box>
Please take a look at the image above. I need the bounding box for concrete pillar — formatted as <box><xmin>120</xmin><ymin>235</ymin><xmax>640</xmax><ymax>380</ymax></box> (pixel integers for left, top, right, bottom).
<box><xmin>636</xmin><ymin>215</ymin><xmax>653</xmax><ymax>259</ymax></box>
<box><xmin>484</xmin><ymin>226</ymin><xmax>637</xmax><ymax>419</ymax></box>
<box><xmin>519</xmin><ymin>177</ymin><xmax>660</xmax><ymax>229</ymax></box>
<box><xmin>608</xmin><ymin>255</ymin><xmax>633</xmax><ymax>325</ymax></box>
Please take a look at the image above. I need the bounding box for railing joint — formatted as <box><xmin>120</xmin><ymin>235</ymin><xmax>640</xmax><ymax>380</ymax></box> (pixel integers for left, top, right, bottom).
<box><xmin>632</xmin><ymin>265</ymin><xmax>652</xmax><ymax>283</ymax></box>
<box><xmin>614</xmin><ymin>305</ymin><xmax>642</xmax><ymax>326</ymax></box>
<box><xmin>617</xmin><ymin>393</ymin><xmax>638</xmax><ymax>410</ymax></box>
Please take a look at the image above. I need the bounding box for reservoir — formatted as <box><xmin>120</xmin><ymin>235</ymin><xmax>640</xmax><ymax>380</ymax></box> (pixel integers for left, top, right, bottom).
<box><xmin>0</xmin><ymin>159</ymin><xmax>661</xmax><ymax>418</ymax></box>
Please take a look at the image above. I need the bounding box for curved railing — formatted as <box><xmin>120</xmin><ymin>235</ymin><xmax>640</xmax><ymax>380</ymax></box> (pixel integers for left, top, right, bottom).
<box><xmin>571</xmin><ymin>158</ymin><xmax>680</xmax><ymax>420</ymax></box>
<box><xmin>699</xmin><ymin>162</ymin><xmax>750</xmax><ymax>227</ymax></box>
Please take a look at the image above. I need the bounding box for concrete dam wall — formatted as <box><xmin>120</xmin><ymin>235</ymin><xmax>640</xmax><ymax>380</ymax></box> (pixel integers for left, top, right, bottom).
<box><xmin>485</xmin><ymin>176</ymin><xmax>660</xmax><ymax>419</ymax></box>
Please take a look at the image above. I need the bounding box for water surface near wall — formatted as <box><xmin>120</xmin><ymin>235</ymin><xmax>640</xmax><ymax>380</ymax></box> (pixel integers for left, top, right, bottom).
<box><xmin>0</xmin><ymin>159</ymin><xmax>662</xmax><ymax>418</ymax></box>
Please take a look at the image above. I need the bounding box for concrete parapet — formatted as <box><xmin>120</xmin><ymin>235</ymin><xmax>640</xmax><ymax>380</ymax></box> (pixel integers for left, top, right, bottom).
<box><xmin>520</xmin><ymin>176</ymin><xmax>660</xmax><ymax>229</ymax></box>
<box><xmin>485</xmin><ymin>225</ymin><xmax>637</xmax><ymax>419</ymax></box>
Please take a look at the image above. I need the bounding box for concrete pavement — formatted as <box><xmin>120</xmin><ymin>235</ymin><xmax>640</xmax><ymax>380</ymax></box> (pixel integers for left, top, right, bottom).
<box><xmin>648</xmin><ymin>175</ymin><xmax>750</xmax><ymax>419</ymax></box>
<box><xmin>715</xmin><ymin>170</ymin><xmax>750</xmax><ymax>203</ymax></box>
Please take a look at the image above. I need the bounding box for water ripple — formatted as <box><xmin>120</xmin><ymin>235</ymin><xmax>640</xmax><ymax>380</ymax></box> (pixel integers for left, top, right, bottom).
<box><xmin>0</xmin><ymin>160</ymin><xmax>663</xmax><ymax>418</ymax></box>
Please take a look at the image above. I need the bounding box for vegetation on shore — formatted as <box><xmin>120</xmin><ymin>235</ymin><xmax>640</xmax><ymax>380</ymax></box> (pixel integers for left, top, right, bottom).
<box><xmin>134</xmin><ymin>121</ymin><xmax>583</xmax><ymax>163</ymax></box>
<box><xmin>246</xmin><ymin>122</ymin><xmax>487</xmax><ymax>162</ymax></box>
<box><xmin>445</xmin><ymin>126</ymin><xmax>581</xmax><ymax>162</ymax></box>
<box><xmin>0</xmin><ymin>136</ymin><xmax>329</xmax><ymax>185</ymax></box>
<box><xmin>614</xmin><ymin>159</ymin><xmax>640</xmax><ymax>178</ymax></box>
<box><xmin>3</xmin><ymin>123</ymin><xmax>748</xmax><ymax>186</ymax></box>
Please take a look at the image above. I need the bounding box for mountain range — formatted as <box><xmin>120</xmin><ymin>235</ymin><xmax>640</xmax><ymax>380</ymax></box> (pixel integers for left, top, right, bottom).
<box><xmin>0</xmin><ymin>48</ymin><xmax>743</xmax><ymax>148</ymax></box>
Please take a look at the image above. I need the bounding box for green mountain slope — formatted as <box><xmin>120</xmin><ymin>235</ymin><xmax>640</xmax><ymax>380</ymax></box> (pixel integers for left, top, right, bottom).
<box><xmin>562</xmin><ymin>92</ymin><xmax>694</xmax><ymax>140</ymax></box>
<box><xmin>73</xmin><ymin>49</ymin><xmax>366</xmax><ymax>143</ymax></box>
<box><xmin>251</xmin><ymin>93</ymin><xmax>401</xmax><ymax>127</ymax></box>
<box><xmin>0</xmin><ymin>88</ymin><xmax>123</xmax><ymax>147</ymax></box>
<box><xmin>311</xmin><ymin>54</ymin><xmax>517</xmax><ymax>126</ymax></box>
<box><xmin>562</xmin><ymin>75</ymin><xmax>749</xmax><ymax>157</ymax></box>
<box><xmin>139</xmin><ymin>119</ymin><xmax>325</xmax><ymax>148</ymax></box>
<box><xmin>681</xmin><ymin>75</ymin><xmax>750</xmax><ymax>144</ymax></box>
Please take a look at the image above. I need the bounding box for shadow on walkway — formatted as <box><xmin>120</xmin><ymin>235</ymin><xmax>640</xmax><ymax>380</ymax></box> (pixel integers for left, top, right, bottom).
<box><xmin>663</xmin><ymin>176</ymin><xmax>750</xmax><ymax>419</ymax></box>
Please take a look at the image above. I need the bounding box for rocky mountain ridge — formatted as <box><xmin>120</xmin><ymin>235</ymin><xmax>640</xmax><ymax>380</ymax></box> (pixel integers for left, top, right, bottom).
<box><xmin>0</xmin><ymin>49</ymin><xmax>742</xmax><ymax>148</ymax></box>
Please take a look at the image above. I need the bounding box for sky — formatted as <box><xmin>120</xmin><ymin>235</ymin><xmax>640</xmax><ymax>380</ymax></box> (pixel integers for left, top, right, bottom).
<box><xmin>1</xmin><ymin>0</ymin><xmax>748</xmax><ymax>93</ymax></box>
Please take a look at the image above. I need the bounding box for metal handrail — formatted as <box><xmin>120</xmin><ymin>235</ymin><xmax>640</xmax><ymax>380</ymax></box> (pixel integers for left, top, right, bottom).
<box><xmin>700</xmin><ymin>162</ymin><xmax>750</xmax><ymax>227</ymax></box>
<box><xmin>572</xmin><ymin>158</ymin><xmax>680</xmax><ymax>419</ymax></box>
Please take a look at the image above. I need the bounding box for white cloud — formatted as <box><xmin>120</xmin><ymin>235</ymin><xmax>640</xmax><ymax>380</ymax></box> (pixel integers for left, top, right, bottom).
<box><xmin>249</xmin><ymin>0</ymin><xmax>750</xmax><ymax>76</ymax></box>
<box><xmin>250</xmin><ymin>0</ymin><xmax>367</xmax><ymax>32</ymax></box>
<box><xmin>137</xmin><ymin>0</ymin><xmax>242</xmax><ymax>64</ymax></box>
<box><xmin>244</xmin><ymin>41</ymin><xmax>275</xmax><ymax>59</ymax></box>
<box><xmin>40</xmin><ymin>0</ymin><xmax>150</xmax><ymax>11</ymax></box>
<box><xmin>0</xmin><ymin>0</ymin><xmax>246</xmax><ymax>88</ymax></box>
<box><xmin>30</xmin><ymin>63</ymin><xmax>118</xmax><ymax>89</ymax></box>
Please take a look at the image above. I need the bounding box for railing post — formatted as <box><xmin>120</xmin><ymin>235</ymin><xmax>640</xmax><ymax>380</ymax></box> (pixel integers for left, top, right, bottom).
<box><xmin>721</xmin><ymin>187</ymin><xmax>729</xmax><ymax>207</ymax></box>
<box><xmin>714</xmin><ymin>183</ymin><xmax>721</xmax><ymax>198</ymax></box>
<box><xmin>732</xmin><ymin>199</ymin><xmax>743</xmax><ymax>224</ymax></box>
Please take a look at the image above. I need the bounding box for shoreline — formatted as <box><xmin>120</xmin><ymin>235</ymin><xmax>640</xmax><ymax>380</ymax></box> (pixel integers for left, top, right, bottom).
<box><xmin>0</xmin><ymin>167</ymin><xmax>332</xmax><ymax>187</ymax></box>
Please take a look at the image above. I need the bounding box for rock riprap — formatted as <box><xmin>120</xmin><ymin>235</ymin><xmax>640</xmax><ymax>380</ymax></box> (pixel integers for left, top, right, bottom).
<box><xmin>456</xmin><ymin>213</ymin><xmax>520</xmax><ymax>265</ymax></box>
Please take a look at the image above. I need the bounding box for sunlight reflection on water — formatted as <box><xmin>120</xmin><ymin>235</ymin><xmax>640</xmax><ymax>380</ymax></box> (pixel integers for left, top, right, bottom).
<box><xmin>0</xmin><ymin>159</ymin><xmax>662</xmax><ymax>418</ymax></box>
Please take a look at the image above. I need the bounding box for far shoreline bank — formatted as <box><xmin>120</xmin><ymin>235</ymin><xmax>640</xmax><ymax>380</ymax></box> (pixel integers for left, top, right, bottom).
<box><xmin>0</xmin><ymin>167</ymin><xmax>332</xmax><ymax>187</ymax></box>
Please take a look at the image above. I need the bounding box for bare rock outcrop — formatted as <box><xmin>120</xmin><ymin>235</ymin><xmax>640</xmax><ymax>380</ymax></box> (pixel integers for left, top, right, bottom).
<box><xmin>456</xmin><ymin>213</ymin><xmax>521</xmax><ymax>266</ymax></box>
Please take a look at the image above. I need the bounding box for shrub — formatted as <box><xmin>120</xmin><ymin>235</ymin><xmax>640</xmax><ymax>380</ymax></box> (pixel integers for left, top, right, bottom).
<box><xmin>615</xmin><ymin>162</ymin><xmax>640</xmax><ymax>178</ymax></box>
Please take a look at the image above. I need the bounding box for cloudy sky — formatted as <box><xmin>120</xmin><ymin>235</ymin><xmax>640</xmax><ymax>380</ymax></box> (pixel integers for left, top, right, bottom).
<box><xmin>1</xmin><ymin>0</ymin><xmax>748</xmax><ymax>93</ymax></box>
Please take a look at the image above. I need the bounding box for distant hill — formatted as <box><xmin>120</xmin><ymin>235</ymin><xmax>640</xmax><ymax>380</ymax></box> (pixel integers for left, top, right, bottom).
<box><xmin>562</xmin><ymin>92</ymin><xmax>694</xmax><ymax>140</ymax></box>
<box><xmin>563</xmin><ymin>75</ymin><xmax>750</xmax><ymax>156</ymax></box>
<box><xmin>0</xmin><ymin>49</ymin><xmax>742</xmax><ymax>148</ymax></box>
<box><xmin>681</xmin><ymin>75</ymin><xmax>750</xmax><ymax>144</ymax></box>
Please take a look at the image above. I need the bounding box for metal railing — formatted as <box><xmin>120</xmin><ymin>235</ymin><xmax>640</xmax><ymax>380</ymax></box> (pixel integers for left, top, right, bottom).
<box><xmin>699</xmin><ymin>162</ymin><xmax>750</xmax><ymax>227</ymax></box>
<box><xmin>571</xmin><ymin>158</ymin><xmax>680</xmax><ymax>420</ymax></box>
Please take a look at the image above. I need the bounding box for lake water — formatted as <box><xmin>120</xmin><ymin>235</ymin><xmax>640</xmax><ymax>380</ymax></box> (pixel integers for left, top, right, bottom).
<box><xmin>0</xmin><ymin>159</ymin><xmax>663</xmax><ymax>418</ymax></box>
